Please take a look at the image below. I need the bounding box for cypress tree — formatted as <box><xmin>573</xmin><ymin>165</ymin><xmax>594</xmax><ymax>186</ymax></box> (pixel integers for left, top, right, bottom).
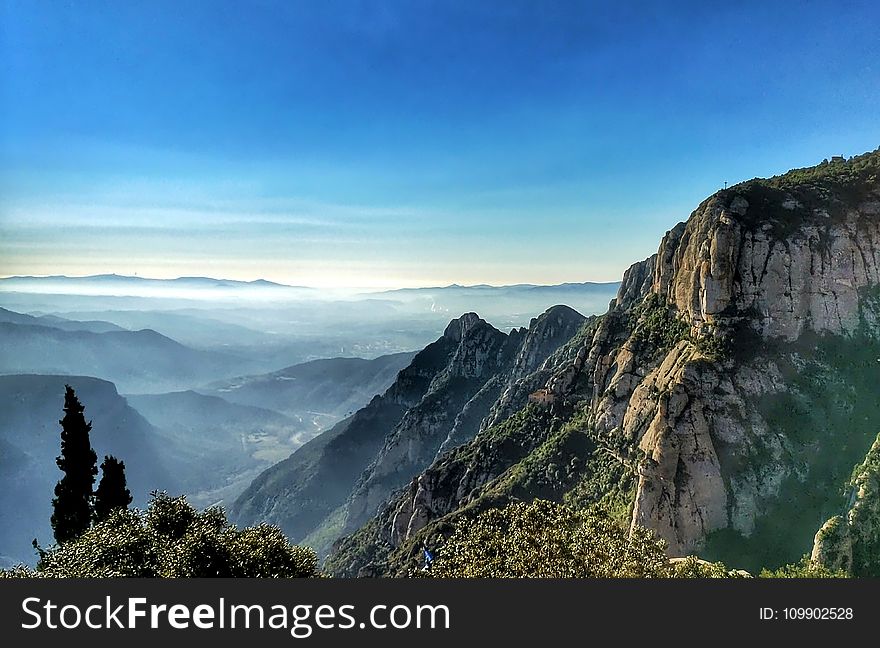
<box><xmin>50</xmin><ymin>385</ymin><xmax>98</xmax><ymax>543</ymax></box>
<box><xmin>93</xmin><ymin>455</ymin><xmax>133</xmax><ymax>523</ymax></box>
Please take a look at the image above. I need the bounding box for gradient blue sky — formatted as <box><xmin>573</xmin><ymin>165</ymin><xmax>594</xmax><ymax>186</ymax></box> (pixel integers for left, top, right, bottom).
<box><xmin>2</xmin><ymin>0</ymin><xmax>879</xmax><ymax>288</ymax></box>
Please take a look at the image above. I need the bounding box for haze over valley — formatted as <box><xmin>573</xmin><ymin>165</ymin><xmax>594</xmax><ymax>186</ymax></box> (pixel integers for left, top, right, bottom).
<box><xmin>0</xmin><ymin>275</ymin><xmax>616</xmax><ymax>564</ymax></box>
<box><xmin>3</xmin><ymin>1</ymin><xmax>879</xmax><ymax>580</ymax></box>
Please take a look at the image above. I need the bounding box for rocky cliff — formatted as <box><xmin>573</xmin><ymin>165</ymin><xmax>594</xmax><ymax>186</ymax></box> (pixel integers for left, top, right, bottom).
<box><xmin>324</xmin><ymin>148</ymin><xmax>880</xmax><ymax>576</ymax></box>
<box><xmin>232</xmin><ymin>306</ymin><xmax>585</xmax><ymax>553</ymax></box>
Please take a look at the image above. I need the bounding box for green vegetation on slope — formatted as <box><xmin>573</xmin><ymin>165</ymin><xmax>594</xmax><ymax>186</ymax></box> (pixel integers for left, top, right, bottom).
<box><xmin>847</xmin><ymin>433</ymin><xmax>880</xmax><ymax>576</ymax></box>
<box><xmin>630</xmin><ymin>294</ymin><xmax>690</xmax><ymax>358</ymax></box>
<box><xmin>727</xmin><ymin>147</ymin><xmax>880</xmax><ymax>238</ymax></box>
<box><xmin>631</xmin><ymin>293</ymin><xmax>729</xmax><ymax>361</ymax></box>
<box><xmin>810</xmin><ymin>431</ymin><xmax>880</xmax><ymax>576</ymax></box>
<box><xmin>430</xmin><ymin>499</ymin><xmax>670</xmax><ymax>578</ymax></box>
<box><xmin>3</xmin><ymin>492</ymin><xmax>318</xmax><ymax>578</ymax></box>
<box><xmin>430</xmin><ymin>499</ymin><xmax>754</xmax><ymax>578</ymax></box>
<box><xmin>704</xmin><ymin>330</ymin><xmax>880</xmax><ymax>572</ymax></box>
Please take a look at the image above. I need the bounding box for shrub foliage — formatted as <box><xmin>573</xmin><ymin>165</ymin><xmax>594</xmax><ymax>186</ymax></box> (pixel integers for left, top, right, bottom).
<box><xmin>8</xmin><ymin>492</ymin><xmax>319</xmax><ymax>578</ymax></box>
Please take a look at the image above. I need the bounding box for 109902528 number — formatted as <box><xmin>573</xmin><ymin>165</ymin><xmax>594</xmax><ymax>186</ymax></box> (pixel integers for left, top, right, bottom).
<box><xmin>782</xmin><ymin>608</ymin><xmax>853</xmax><ymax>620</ymax></box>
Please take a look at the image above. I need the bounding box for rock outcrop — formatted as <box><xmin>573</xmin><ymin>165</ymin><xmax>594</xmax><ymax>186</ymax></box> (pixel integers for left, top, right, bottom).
<box><xmin>324</xmin><ymin>149</ymin><xmax>880</xmax><ymax>575</ymax></box>
<box><xmin>654</xmin><ymin>173</ymin><xmax>880</xmax><ymax>341</ymax></box>
<box><xmin>234</xmin><ymin>306</ymin><xmax>586</xmax><ymax>553</ymax></box>
<box><xmin>342</xmin><ymin>307</ymin><xmax>586</xmax><ymax>534</ymax></box>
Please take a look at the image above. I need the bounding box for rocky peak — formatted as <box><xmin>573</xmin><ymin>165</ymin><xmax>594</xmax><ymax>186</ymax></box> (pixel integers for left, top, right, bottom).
<box><xmin>341</xmin><ymin>306</ymin><xmax>587</xmax><ymax>536</ymax></box>
<box><xmin>442</xmin><ymin>312</ymin><xmax>484</xmax><ymax>342</ymax></box>
<box><xmin>615</xmin><ymin>254</ymin><xmax>657</xmax><ymax>310</ymax></box>
<box><xmin>653</xmin><ymin>150</ymin><xmax>880</xmax><ymax>340</ymax></box>
<box><xmin>509</xmin><ymin>305</ymin><xmax>586</xmax><ymax>380</ymax></box>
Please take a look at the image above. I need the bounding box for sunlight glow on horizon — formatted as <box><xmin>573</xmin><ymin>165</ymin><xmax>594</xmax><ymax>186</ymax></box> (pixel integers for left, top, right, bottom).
<box><xmin>2</xmin><ymin>1</ymin><xmax>879</xmax><ymax>290</ymax></box>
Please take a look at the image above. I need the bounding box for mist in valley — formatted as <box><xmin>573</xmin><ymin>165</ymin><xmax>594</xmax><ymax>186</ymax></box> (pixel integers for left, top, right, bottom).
<box><xmin>0</xmin><ymin>274</ymin><xmax>617</xmax><ymax>565</ymax></box>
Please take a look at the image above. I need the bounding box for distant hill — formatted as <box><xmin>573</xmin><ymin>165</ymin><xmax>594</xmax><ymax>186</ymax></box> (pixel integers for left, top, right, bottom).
<box><xmin>202</xmin><ymin>352</ymin><xmax>417</xmax><ymax>419</ymax></box>
<box><xmin>0</xmin><ymin>319</ymin><xmax>256</xmax><ymax>392</ymax></box>
<box><xmin>0</xmin><ymin>375</ymin><xmax>174</xmax><ymax>564</ymax></box>
<box><xmin>0</xmin><ymin>307</ymin><xmax>124</xmax><ymax>334</ymax></box>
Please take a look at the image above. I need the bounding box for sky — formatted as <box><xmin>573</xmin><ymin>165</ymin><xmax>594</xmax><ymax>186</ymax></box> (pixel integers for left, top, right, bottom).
<box><xmin>1</xmin><ymin>0</ymin><xmax>879</xmax><ymax>289</ymax></box>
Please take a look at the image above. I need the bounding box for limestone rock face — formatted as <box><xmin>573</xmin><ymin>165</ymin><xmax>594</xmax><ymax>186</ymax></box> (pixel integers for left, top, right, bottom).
<box><xmin>653</xmin><ymin>191</ymin><xmax>880</xmax><ymax>341</ymax></box>
<box><xmin>616</xmin><ymin>254</ymin><xmax>657</xmax><ymax>310</ymax></box>
<box><xmin>326</xmin><ymin>150</ymin><xmax>880</xmax><ymax>574</ymax></box>
<box><xmin>625</xmin><ymin>343</ymin><xmax>727</xmax><ymax>552</ymax></box>
<box><xmin>811</xmin><ymin>516</ymin><xmax>852</xmax><ymax>574</ymax></box>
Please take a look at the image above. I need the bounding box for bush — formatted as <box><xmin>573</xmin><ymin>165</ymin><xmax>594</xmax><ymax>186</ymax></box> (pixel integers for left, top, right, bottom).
<box><xmin>670</xmin><ymin>555</ymin><xmax>749</xmax><ymax>578</ymax></box>
<box><xmin>631</xmin><ymin>295</ymin><xmax>691</xmax><ymax>357</ymax></box>
<box><xmin>759</xmin><ymin>555</ymin><xmax>845</xmax><ymax>578</ymax></box>
<box><xmin>430</xmin><ymin>499</ymin><xmax>673</xmax><ymax>578</ymax></box>
<box><xmin>3</xmin><ymin>492</ymin><xmax>318</xmax><ymax>578</ymax></box>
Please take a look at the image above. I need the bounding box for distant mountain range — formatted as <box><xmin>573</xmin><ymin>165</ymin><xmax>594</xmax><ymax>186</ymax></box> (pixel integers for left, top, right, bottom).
<box><xmin>0</xmin><ymin>273</ymin><xmax>306</xmax><ymax>290</ymax></box>
<box><xmin>0</xmin><ymin>273</ymin><xmax>619</xmax><ymax>301</ymax></box>
<box><xmin>0</xmin><ymin>274</ymin><xmax>318</xmax><ymax>301</ymax></box>
<box><xmin>372</xmin><ymin>281</ymin><xmax>619</xmax><ymax>295</ymax></box>
<box><xmin>0</xmin><ymin>279</ymin><xmax>622</xmax><ymax>370</ymax></box>
<box><xmin>0</xmin><ymin>307</ymin><xmax>124</xmax><ymax>334</ymax></box>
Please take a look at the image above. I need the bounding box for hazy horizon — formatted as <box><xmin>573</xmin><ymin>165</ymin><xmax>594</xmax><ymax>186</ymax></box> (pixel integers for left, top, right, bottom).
<box><xmin>3</xmin><ymin>1</ymin><xmax>879</xmax><ymax>288</ymax></box>
<box><xmin>0</xmin><ymin>271</ymin><xmax>622</xmax><ymax>292</ymax></box>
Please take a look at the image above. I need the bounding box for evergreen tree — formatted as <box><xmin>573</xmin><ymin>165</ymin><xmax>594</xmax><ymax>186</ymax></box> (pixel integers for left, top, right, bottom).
<box><xmin>93</xmin><ymin>455</ymin><xmax>133</xmax><ymax>524</ymax></box>
<box><xmin>50</xmin><ymin>385</ymin><xmax>98</xmax><ymax>543</ymax></box>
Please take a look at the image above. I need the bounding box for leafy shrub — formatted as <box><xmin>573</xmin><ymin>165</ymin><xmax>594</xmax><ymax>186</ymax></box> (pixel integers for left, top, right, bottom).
<box><xmin>759</xmin><ymin>555</ymin><xmax>844</xmax><ymax>578</ymax></box>
<box><xmin>631</xmin><ymin>294</ymin><xmax>691</xmax><ymax>357</ymax></box>
<box><xmin>670</xmin><ymin>555</ymin><xmax>749</xmax><ymax>578</ymax></box>
<box><xmin>2</xmin><ymin>492</ymin><xmax>318</xmax><ymax>578</ymax></box>
<box><xmin>430</xmin><ymin>499</ymin><xmax>673</xmax><ymax>578</ymax></box>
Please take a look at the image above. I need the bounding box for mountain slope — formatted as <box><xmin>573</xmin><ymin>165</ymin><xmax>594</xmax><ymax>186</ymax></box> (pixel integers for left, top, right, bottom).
<box><xmin>0</xmin><ymin>375</ymin><xmax>175</xmax><ymax>563</ymax></box>
<box><xmin>0</xmin><ymin>321</ymin><xmax>247</xmax><ymax>392</ymax></box>
<box><xmin>0</xmin><ymin>307</ymin><xmax>124</xmax><ymax>333</ymax></box>
<box><xmin>231</xmin><ymin>306</ymin><xmax>586</xmax><ymax>551</ymax></box>
<box><xmin>342</xmin><ymin>306</ymin><xmax>586</xmax><ymax>535</ymax></box>
<box><xmin>202</xmin><ymin>352</ymin><xmax>416</xmax><ymax>419</ymax></box>
<box><xmin>326</xmin><ymin>148</ymin><xmax>880</xmax><ymax>576</ymax></box>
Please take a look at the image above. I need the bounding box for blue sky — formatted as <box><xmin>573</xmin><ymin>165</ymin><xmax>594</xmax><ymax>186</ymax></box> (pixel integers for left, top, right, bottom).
<box><xmin>1</xmin><ymin>0</ymin><xmax>878</xmax><ymax>288</ymax></box>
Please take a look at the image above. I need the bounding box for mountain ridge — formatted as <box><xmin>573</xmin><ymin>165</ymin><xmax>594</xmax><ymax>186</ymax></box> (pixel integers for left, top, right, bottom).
<box><xmin>230</xmin><ymin>305</ymin><xmax>587</xmax><ymax>552</ymax></box>
<box><xmin>321</xmin><ymin>147</ymin><xmax>880</xmax><ymax>576</ymax></box>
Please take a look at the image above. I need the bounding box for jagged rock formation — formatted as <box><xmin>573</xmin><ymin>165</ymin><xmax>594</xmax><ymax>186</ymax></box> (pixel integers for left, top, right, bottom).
<box><xmin>342</xmin><ymin>305</ymin><xmax>586</xmax><ymax>535</ymax></box>
<box><xmin>231</xmin><ymin>306</ymin><xmax>585</xmax><ymax>552</ymax></box>
<box><xmin>322</xmin><ymin>148</ymin><xmax>880</xmax><ymax>576</ymax></box>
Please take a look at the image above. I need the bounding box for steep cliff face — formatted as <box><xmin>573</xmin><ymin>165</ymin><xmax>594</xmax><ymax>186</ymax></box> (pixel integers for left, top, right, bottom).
<box><xmin>654</xmin><ymin>178</ymin><xmax>880</xmax><ymax>341</ymax></box>
<box><xmin>231</xmin><ymin>314</ymin><xmax>486</xmax><ymax>543</ymax></box>
<box><xmin>342</xmin><ymin>307</ymin><xmax>586</xmax><ymax>535</ymax></box>
<box><xmin>234</xmin><ymin>307</ymin><xmax>586</xmax><ymax>553</ymax></box>
<box><xmin>622</xmin><ymin>152</ymin><xmax>880</xmax><ymax>559</ymax></box>
<box><xmin>325</xmin><ymin>149</ymin><xmax>880</xmax><ymax>576</ymax></box>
